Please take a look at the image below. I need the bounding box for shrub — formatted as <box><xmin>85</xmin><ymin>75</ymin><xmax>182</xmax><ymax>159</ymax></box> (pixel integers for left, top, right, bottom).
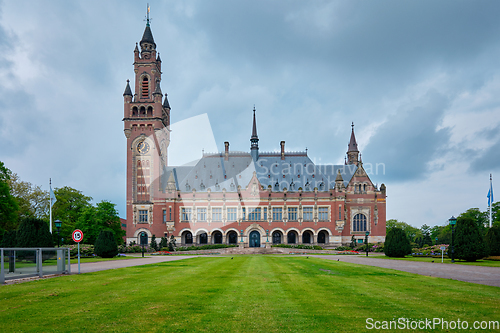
<box><xmin>168</xmin><ymin>235</ymin><xmax>176</xmax><ymax>251</ymax></box>
<box><xmin>454</xmin><ymin>216</ymin><xmax>488</xmax><ymax>261</ymax></box>
<box><xmin>150</xmin><ymin>235</ymin><xmax>159</xmax><ymax>251</ymax></box>
<box><xmin>384</xmin><ymin>227</ymin><xmax>412</xmax><ymax>257</ymax></box>
<box><xmin>335</xmin><ymin>246</ymin><xmax>352</xmax><ymax>251</ymax></box>
<box><xmin>176</xmin><ymin>244</ymin><xmax>237</xmax><ymax>251</ymax></box>
<box><xmin>69</xmin><ymin>244</ymin><xmax>95</xmax><ymax>257</ymax></box>
<box><xmin>485</xmin><ymin>226</ymin><xmax>500</xmax><ymax>256</ymax></box>
<box><xmin>16</xmin><ymin>217</ymin><xmax>53</xmax><ymax>248</ymax></box>
<box><xmin>271</xmin><ymin>244</ymin><xmax>324</xmax><ymax>250</ymax></box>
<box><xmin>159</xmin><ymin>237</ymin><xmax>169</xmax><ymax>249</ymax></box>
<box><xmin>94</xmin><ymin>230</ymin><xmax>118</xmax><ymax>258</ymax></box>
<box><xmin>0</xmin><ymin>230</ymin><xmax>17</xmax><ymax>247</ymax></box>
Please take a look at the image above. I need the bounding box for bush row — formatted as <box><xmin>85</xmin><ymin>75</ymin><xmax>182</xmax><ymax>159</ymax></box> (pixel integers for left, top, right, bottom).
<box><xmin>271</xmin><ymin>244</ymin><xmax>324</xmax><ymax>250</ymax></box>
<box><xmin>176</xmin><ymin>244</ymin><xmax>238</xmax><ymax>251</ymax></box>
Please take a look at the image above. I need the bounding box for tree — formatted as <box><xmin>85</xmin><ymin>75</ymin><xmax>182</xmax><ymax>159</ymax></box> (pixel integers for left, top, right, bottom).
<box><xmin>94</xmin><ymin>230</ymin><xmax>118</xmax><ymax>258</ymax></box>
<box><xmin>150</xmin><ymin>234</ymin><xmax>158</xmax><ymax>251</ymax></box>
<box><xmin>16</xmin><ymin>217</ymin><xmax>54</xmax><ymax>248</ymax></box>
<box><xmin>384</xmin><ymin>227</ymin><xmax>412</xmax><ymax>257</ymax></box>
<box><xmin>168</xmin><ymin>235</ymin><xmax>176</xmax><ymax>251</ymax></box>
<box><xmin>484</xmin><ymin>226</ymin><xmax>500</xmax><ymax>256</ymax></box>
<box><xmin>75</xmin><ymin>201</ymin><xmax>125</xmax><ymax>245</ymax></box>
<box><xmin>458</xmin><ymin>208</ymin><xmax>488</xmax><ymax>236</ymax></box>
<box><xmin>0</xmin><ymin>161</ymin><xmax>19</xmax><ymax>232</ymax></box>
<box><xmin>0</xmin><ymin>230</ymin><xmax>18</xmax><ymax>247</ymax></box>
<box><xmin>7</xmin><ymin>173</ymin><xmax>49</xmax><ymax>219</ymax></box>
<box><xmin>415</xmin><ymin>224</ymin><xmax>433</xmax><ymax>247</ymax></box>
<box><xmin>159</xmin><ymin>236</ymin><xmax>168</xmax><ymax>249</ymax></box>
<box><xmin>386</xmin><ymin>219</ymin><xmax>419</xmax><ymax>243</ymax></box>
<box><xmin>454</xmin><ymin>216</ymin><xmax>488</xmax><ymax>261</ymax></box>
<box><xmin>349</xmin><ymin>235</ymin><xmax>356</xmax><ymax>248</ymax></box>
<box><xmin>52</xmin><ymin>186</ymin><xmax>92</xmax><ymax>244</ymax></box>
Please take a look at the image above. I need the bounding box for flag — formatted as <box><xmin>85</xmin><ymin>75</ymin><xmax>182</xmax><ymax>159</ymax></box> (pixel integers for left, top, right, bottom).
<box><xmin>488</xmin><ymin>178</ymin><xmax>493</xmax><ymax>207</ymax></box>
<box><xmin>50</xmin><ymin>184</ymin><xmax>57</xmax><ymax>207</ymax></box>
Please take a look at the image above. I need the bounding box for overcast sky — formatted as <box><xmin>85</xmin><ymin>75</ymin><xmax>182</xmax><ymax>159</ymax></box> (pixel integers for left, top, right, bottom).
<box><xmin>1</xmin><ymin>0</ymin><xmax>499</xmax><ymax>228</ymax></box>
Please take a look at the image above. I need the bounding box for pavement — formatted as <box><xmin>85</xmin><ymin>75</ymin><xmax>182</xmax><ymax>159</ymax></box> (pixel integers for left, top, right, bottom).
<box><xmin>69</xmin><ymin>255</ymin><xmax>199</xmax><ymax>273</ymax></box>
<box><xmin>312</xmin><ymin>255</ymin><xmax>500</xmax><ymax>288</ymax></box>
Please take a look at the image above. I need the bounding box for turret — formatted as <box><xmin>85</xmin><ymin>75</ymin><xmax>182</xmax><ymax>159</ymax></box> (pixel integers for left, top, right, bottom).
<box><xmin>250</xmin><ymin>107</ymin><xmax>259</xmax><ymax>161</ymax></box>
<box><xmin>347</xmin><ymin>122</ymin><xmax>359</xmax><ymax>165</ymax></box>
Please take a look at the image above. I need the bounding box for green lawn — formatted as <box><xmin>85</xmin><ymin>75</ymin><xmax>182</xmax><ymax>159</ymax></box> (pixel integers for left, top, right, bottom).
<box><xmin>370</xmin><ymin>255</ymin><xmax>500</xmax><ymax>267</ymax></box>
<box><xmin>1</xmin><ymin>256</ymin><xmax>499</xmax><ymax>332</ymax></box>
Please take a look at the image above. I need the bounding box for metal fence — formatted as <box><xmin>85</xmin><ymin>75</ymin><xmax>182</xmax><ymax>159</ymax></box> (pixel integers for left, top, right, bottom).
<box><xmin>1</xmin><ymin>248</ymin><xmax>71</xmax><ymax>284</ymax></box>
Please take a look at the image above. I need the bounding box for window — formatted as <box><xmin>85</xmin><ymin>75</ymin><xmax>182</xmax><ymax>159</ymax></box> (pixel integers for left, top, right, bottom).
<box><xmin>263</xmin><ymin>207</ymin><xmax>267</xmax><ymax>220</ymax></box>
<box><xmin>136</xmin><ymin>159</ymin><xmax>150</xmax><ymax>202</ymax></box>
<box><xmin>242</xmin><ymin>208</ymin><xmax>246</xmax><ymax>221</ymax></box>
<box><xmin>212</xmin><ymin>208</ymin><xmax>222</xmax><ymax>221</ymax></box>
<box><xmin>288</xmin><ymin>207</ymin><xmax>297</xmax><ymax>221</ymax></box>
<box><xmin>138</xmin><ymin>210</ymin><xmax>148</xmax><ymax>223</ymax></box>
<box><xmin>353</xmin><ymin>213</ymin><xmax>367</xmax><ymax>232</ymax></box>
<box><xmin>227</xmin><ymin>208</ymin><xmax>237</xmax><ymax>221</ymax></box>
<box><xmin>181</xmin><ymin>208</ymin><xmax>192</xmax><ymax>221</ymax></box>
<box><xmin>169</xmin><ymin>207</ymin><xmax>172</xmax><ymax>221</ymax></box>
<box><xmin>318</xmin><ymin>207</ymin><xmax>328</xmax><ymax>221</ymax></box>
<box><xmin>141</xmin><ymin>76</ymin><xmax>149</xmax><ymax>98</ymax></box>
<box><xmin>248</xmin><ymin>208</ymin><xmax>261</xmax><ymax>221</ymax></box>
<box><xmin>303</xmin><ymin>207</ymin><xmax>313</xmax><ymax>221</ymax></box>
<box><xmin>163</xmin><ymin>210</ymin><xmax>166</xmax><ymax>223</ymax></box>
<box><xmin>272</xmin><ymin>207</ymin><xmax>282</xmax><ymax>221</ymax></box>
<box><xmin>197</xmin><ymin>208</ymin><xmax>207</xmax><ymax>221</ymax></box>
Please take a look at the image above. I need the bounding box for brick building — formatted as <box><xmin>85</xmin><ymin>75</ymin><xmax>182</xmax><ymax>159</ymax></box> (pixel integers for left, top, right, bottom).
<box><xmin>122</xmin><ymin>19</ymin><xmax>386</xmax><ymax>248</ymax></box>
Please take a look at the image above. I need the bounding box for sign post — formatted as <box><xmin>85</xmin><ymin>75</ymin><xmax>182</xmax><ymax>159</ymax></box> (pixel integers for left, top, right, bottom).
<box><xmin>72</xmin><ymin>229</ymin><xmax>84</xmax><ymax>274</ymax></box>
<box><xmin>440</xmin><ymin>246</ymin><xmax>446</xmax><ymax>263</ymax></box>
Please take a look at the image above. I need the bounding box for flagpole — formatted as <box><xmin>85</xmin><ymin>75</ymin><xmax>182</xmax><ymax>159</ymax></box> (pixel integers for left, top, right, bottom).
<box><xmin>490</xmin><ymin>174</ymin><xmax>493</xmax><ymax>228</ymax></box>
<box><xmin>50</xmin><ymin>178</ymin><xmax>53</xmax><ymax>234</ymax></box>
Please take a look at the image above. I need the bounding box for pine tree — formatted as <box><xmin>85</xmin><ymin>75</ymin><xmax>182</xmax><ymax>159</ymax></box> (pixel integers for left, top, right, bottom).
<box><xmin>150</xmin><ymin>234</ymin><xmax>158</xmax><ymax>251</ymax></box>
<box><xmin>16</xmin><ymin>217</ymin><xmax>53</xmax><ymax>248</ymax></box>
<box><xmin>484</xmin><ymin>226</ymin><xmax>500</xmax><ymax>256</ymax></box>
<box><xmin>384</xmin><ymin>227</ymin><xmax>412</xmax><ymax>257</ymax></box>
<box><xmin>159</xmin><ymin>236</ymin><xmax>168</xmax><ymax>249</ymax></box>
<box><xmin>94</xmin><ymin>230</ymin><xmax>118</xmax><ymax>258</ymax></box>
<box><xmin>454</xmin><ymin>216</ymin><xmax>488</xmax><ymax>261</ymax></box>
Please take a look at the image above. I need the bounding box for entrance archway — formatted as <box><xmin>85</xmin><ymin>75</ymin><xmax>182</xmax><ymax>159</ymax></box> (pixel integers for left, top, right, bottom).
<box><xmin>318</xmin><ymin>230</ymin><xmax>327</xmax><ymax>244</ymax></box>
<box><xmin>249</xmin><ymin>230</ymin><xmax>261</xmax><ymax>247</ymax></box>
<box><xmin>140</xmin><ymin>232</ymin><xmax>148</xmax><ymax>246</ymax></box>
<box><xmin>287</xmin><ymin>231</ymin><xmax>297</xmax><ymax>244</ymax></box>
<box><xmin>227</xmin><ymin>231</ymin><xmax>238</xmax><ymax>244</ymax></box>
<box><xmin>272</xmin><ymin>231</ymin><xmax>282</xmax><ymax>244</ymax></box>
<box><xmin>302</xmin><ymin>230</ymin><xmax>313</xmax><ymax>244</ymax></box>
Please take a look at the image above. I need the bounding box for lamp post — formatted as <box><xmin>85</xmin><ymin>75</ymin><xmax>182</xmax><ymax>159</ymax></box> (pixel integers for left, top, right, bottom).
<box><xmin>240</xmin><ymin>230</ymin><xmax>244</xmax><ymax>243</ymax></box>
<box><xmin>449</xmin><ymin>216</ymin><xmax>457</xmax><ymax>263</ymax></box>
<box><xmin>54</xmin><ymin>220</ymin><xmax>62</xmax><ymax>248</ymax></box>
<box><xmin>266</xmin><ymin>229</ymin><xmax>269</xmax><ymax>242</ymax></box>
<box><xmin>140</xmin><ymin>232</ymin><xmax>146</xmax><ymax>258</ymax></box>
<box><xmin>365</xmin><ymin>231</ymin><xmax>369</xmax><ymax>257</ymax></box>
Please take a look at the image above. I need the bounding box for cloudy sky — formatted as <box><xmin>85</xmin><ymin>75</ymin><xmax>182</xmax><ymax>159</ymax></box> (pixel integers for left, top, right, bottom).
<box><xmin>1</xmin><ymin>0</ymin><xmax>499</xmax><ymax>228</ymax></box>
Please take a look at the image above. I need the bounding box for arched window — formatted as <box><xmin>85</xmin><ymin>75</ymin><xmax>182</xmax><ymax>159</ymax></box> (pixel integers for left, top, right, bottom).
<box><xmin>147</xmin><ymin>106</ymin><xmax>153</xmax><ymax>116</ymax></box>
<box><xmin>287</xmin><ymin>231</ymin><xmax>296</xmax><ymax>244</ymax></box>
<box><xmin>302</xmin><ymin>231</ymin><xmax>311</xmax><ymax>244</ymax></box>
<box><xmin>272</xmin><ymin>231</ymin><xmax>282</xmax><ymax>244</ymax></box>
<box><xmin>199</xmin><ymin>233</ymin><xmax>208</xmax><ymax>244</ymax></box>
<box><xmin>353</xmin><ymin>213</ymin><xmax>367</xmax><ymax>232</ymax></box>
<box><xmin>140</xmin><ymin>106</ymin><xmax>146</xmax><ymax>116</ymax></box>
<box><xmin>132</xmin><ymin>106</ymin><xmax>138</xmax><ymax>116</ymax></box>
<box><xmin>184</xmin><ymin>231</ymin><xmax>193</xmax><ymax>244</ymax></box>
<box><xmin>227</xmin><ymin>231</ymin><xmax>238</xmax><ymax>244</ymax></box>
<box><xmin>213</xmin><ymin>231</ymin><xmax>222</xmax><ymax>244</ymax></box>
<box><xmin>317</xmin><ymin>231</ymin><xmax>327</xmax><ymax>244</ymax></box>
<box><xmin>141</xmin><ymin>76</ymin><xmax>149</xmax><ymax>99</ymax></box>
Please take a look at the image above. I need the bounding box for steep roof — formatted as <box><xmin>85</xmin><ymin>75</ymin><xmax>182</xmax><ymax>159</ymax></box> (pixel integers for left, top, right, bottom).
<box><xmin>140</xmin><ymin>25</ymin><xmax>156</xmax><ymax>48</ymax></box>
<box><xmin>348</xmin><ymin>122</ymin><xmax>358</xmax><ymax>152</ymax></box>
<box><xmin>123</xmin><ymin>80</ymin><xmax>133</xmax><ymax>96</ymax></box>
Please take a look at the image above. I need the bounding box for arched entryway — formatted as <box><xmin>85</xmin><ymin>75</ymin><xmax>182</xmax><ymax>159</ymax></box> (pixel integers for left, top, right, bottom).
<box><xmin>182</xmin><ymin>231</ymin><xmax>193</xmax><ymax>245</ymax></box>
<box><xmin>287</xmin><ymin>231</ymin><xmax>298</xmax><ymax>244</ymax></box>
<box><xmin>302</xmin><ymin>230</ymin><xmax>313</xmax><ymax>244</ymax></box>
<box><xmin>317</xmin><ymin>230</ymin><xmax>328</xmax><ymax>244</ymax></box>
<box><xmin>139</xmin><ymin>232</ymin><xmax>148</xmax><ymax>246</ymax></box>
<box><xmin>272</xmin><ymin>231</ymin><xmax>282</xmax><ymax>244</ymax></box>
<box><xmin>227</xmin><ymin>231</ymin><xmax>238</xmax><ymax>244</ymax></box>
<box><xmin>212</xmin><ymin>231</ymin><xmax>223</xmax><ymax>244</ymax></box>
<box><xmin>199</xmin><ymin>232</ymin><xmax>208</xmax><ymax>244</ymax></box>
<box><xmin>249</xmin><ymin>230</ymin><xmax>261</xmax><ymax>247</ymax></box>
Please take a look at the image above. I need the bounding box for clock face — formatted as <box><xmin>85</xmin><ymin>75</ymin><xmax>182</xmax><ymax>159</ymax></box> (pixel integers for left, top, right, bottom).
<box><xmin>137</xmin><ymin>141</ymin><xmax>150</xmax><ymax>154</ymax></box>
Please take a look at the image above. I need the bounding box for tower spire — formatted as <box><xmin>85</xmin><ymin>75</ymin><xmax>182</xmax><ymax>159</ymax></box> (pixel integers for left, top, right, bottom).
<box><xmin>347</xmin><ymin>122</ymin><xmax>360</xmax><ymax>165</ymax></box>
<box><xmin>146</xmin><ymin>3</ymin><xmax>151</xmax><ymax>27</ymax></box>
<box><xmin>250</xmin><ymin>106</ymin><xmax>259</xmax><ymax>161</ymax></box>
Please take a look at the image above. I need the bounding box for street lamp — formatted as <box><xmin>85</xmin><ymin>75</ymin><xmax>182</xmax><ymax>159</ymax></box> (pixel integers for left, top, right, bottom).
<box><xmin>54</xmin><ymin>220</ymin><xmax>62</xmax><ymax>248</ymax></box>
<box><xmin>266</xmin><ymin>229</ymin><xmax>269</xmax><ymax>242</ymax></box>
<box><xmin>140</xmin><ymin>232</ymin><xmax>147</xmax><ymax>258</ymax></box>
<box><xmin>449</xmin><ymin>216</ymin><xmax>457</xmax><ymax>263</ymax></box>
<box><xmin>240</xmin><ymin>230</ymin><xmax>244</xmax><ymax>243</ymax></box>
<box><xmin>365</xmin><ymin>231</ymin><xmax>370</xmax><ymax>257</ymax></box>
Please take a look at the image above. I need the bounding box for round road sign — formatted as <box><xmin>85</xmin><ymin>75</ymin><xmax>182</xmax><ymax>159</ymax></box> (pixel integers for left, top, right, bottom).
<box><xmin>72</xmin><ymin>229</ymin><xmax>84</xmax><ymax>243</ymax></box>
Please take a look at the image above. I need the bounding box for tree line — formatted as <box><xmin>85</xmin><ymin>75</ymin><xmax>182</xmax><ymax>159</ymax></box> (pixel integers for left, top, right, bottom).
<box><xmin>385</xmin><ymin>204</ymin><xmax>500</xmax><ymax>260</ymax></box>
<box><xmin>0</xmin><ymin>161</ymin><xmax>125</xmax><ymax>247</ymax></box>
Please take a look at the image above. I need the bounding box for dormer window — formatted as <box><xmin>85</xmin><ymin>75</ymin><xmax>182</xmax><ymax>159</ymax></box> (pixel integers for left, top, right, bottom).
<box><xmin>141</xmin><ymin>76</ymin><xmax>149</xmax><ymax>98</ymax></box>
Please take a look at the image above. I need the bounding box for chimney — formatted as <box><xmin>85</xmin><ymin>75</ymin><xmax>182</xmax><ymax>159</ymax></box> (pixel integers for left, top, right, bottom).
<box><xmin>224</xmin><ymin>141</ymin><xmax>229</xmax><ymax>161</ymax></box>
<box><xmin>280</xmin><ymin>141</ymin><xmax>285</xmax><ymax>160</ymax></box>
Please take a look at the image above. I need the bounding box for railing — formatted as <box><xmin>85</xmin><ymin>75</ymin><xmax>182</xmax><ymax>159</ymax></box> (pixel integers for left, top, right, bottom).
<box><xmin>1</xmin><ymin>248</ymin><xmax>71</xmax><ymax>284</ymax></box>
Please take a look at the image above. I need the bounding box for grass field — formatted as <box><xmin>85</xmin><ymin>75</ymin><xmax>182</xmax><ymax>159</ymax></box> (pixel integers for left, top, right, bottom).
<box><xmin>370</xmin><ymin>255</ymin><xmax>500</xmax><ymax>267</ymax></box>
<box><xmin>1</xmin><ymin>256</ymin><xmax>499</xmax><ymax>332</ymax></box>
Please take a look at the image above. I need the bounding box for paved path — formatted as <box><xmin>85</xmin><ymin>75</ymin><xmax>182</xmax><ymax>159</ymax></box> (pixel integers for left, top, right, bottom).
<box><xmin>69</xmin><ymin>256</ymin><xmax>198</xmax><ymax>274</ymax></box>
<box><xmin>313</xmin><ymin>255</ymin><xmax>500</xmax><ymax>288</ymax></box>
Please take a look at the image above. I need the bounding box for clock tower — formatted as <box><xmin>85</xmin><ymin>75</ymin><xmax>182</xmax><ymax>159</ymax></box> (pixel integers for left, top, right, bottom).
<box><xmin>123</xmin><ymin>11</ymin><xmax>170</xmax><ymax>238</ymax></box>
